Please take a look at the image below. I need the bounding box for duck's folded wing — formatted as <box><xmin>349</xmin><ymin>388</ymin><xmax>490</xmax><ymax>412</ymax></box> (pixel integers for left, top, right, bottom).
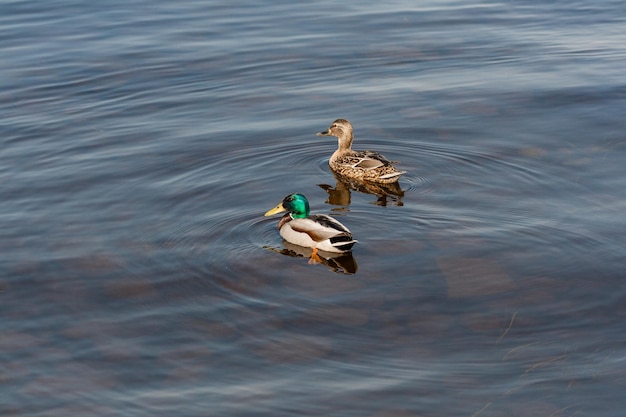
<box><xmin>290</xmin><ymin>215</ymin><xmax>351</xmax><ymax>241</ymax></box>
<box><xmin>354</xmin><ymin>157</ymin><xmax>385</xmax><ymax>169</ymax></box>
<box><xmin>337</xmin><ymin>156</ymin><xmax>384</xmax><ymax>170</ymax></box>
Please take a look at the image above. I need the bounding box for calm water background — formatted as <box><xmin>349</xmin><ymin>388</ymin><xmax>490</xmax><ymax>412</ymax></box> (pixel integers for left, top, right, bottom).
<box><xmin>2</xmin><ymin>0</ymin><xmax>625</xmax><ymax>416</ymax></box>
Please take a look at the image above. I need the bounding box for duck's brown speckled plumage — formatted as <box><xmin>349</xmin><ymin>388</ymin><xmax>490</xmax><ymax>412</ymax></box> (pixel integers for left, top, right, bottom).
<box><xmin>317</xmin><ymin>119</ymin><xmax>406</xmax><ymax>184</ymax></box>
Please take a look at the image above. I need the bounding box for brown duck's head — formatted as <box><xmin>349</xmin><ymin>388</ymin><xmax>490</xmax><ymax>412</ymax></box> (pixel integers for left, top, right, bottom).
<box><xmin>316</xmin><ymin>119</ymin><xmax>354</xmax><ymax>149</ymax></box>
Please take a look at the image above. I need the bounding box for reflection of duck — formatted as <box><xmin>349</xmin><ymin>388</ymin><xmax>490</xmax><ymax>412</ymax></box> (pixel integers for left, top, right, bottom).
<box><xmin>264</xmin><ymin>193</ymin><xmax>357</xmax><ymax>263</ymax></box>
<box><xmin>317</xmin><ymin>119</ymin><xmax>406</xmax><ymax>184</ymax></box>
<box><xmin>319</xmin><ymin>171</ymin><xmax>404</xmax><ymax>207</ymax></box>
<box><xmin>265</xmin><ymin>242</ymin><xmax>358</xmax><ymax>275</ymax></box>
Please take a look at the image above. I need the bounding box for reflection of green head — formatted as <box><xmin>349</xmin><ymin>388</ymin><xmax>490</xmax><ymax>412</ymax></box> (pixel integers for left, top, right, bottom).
<box><xmin>283</xmin><ymin>193</ymin><xmax>310</xmax><ymax>219</ymax></box>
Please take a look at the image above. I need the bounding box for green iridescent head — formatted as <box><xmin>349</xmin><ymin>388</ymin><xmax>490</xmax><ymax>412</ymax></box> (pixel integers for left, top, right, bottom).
<box><xmin>264</xmin><ymin>193</ymin><xmax>310</xmax><ymax>219</ymax></box>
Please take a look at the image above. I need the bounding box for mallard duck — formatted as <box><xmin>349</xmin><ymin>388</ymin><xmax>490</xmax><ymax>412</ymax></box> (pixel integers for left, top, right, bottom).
<box><xmin>264</xmin><ymin>193</ymin><xmax>357</xmax><ymax>261</ymax></box>
<box><xmin>317</xmin><ymin>118</ymin><xmax>406</xmax><ymax>184</ymax></box>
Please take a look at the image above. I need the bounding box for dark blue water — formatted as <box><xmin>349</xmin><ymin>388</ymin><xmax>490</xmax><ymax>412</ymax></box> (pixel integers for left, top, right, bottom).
<box><xmin>2</xmin><ymin>1</ymin><xmax>625</xmax><ymax>416</ymax></box>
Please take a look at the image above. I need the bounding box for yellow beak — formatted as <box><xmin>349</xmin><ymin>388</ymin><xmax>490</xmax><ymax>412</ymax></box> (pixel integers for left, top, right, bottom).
<box><xmin>264</xmin><ymin>203</ymin><xmax>286</xmax><ymax>216</ymax></box>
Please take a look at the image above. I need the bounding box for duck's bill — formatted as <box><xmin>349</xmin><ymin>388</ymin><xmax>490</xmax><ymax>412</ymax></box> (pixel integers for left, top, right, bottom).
<box><xmin>264</xmin><ymin>203</ymin><xmax>286</xmax><ymax>216</ymax></box>
<box><xmin>316</xmin><ymin>130</ymin><xmax>330</xmax><ymax>137</ymax></box>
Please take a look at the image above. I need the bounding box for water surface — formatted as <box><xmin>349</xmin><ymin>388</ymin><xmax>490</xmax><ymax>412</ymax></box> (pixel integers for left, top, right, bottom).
<box><xmin>2</xmin><ymin>1</ymin><xmax>625</xmax><ymax>416</ymax></box>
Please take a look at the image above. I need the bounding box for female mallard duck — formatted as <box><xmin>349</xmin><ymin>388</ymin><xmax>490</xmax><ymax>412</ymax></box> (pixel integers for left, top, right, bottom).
<box><xmin>317</xmin><ymin>118</ymin><xmax>406</xmax><ymax>184</ymax></box>
<box><xmin>264</xmin><ymin>193</ymin><xmax>357</xmax><ymax>260</ymax></box>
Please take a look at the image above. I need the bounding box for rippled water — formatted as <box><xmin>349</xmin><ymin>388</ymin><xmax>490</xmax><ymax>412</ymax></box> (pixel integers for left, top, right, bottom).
<box><xmin>2</xmin><ymin>1</ymin><xmax>626</xmax><ymax>416</ymax></box>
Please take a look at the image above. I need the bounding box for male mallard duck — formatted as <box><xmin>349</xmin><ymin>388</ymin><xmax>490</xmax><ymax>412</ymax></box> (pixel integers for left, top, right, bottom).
<box><xmin>317</xmin><ymin>118</ymin><xmax>406</xmax><ymax>184</ymax></box>
<box><xmin>264</xmin><ymin>193</ymin><xmax>357</xmax><ymax>261</ymax></box>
